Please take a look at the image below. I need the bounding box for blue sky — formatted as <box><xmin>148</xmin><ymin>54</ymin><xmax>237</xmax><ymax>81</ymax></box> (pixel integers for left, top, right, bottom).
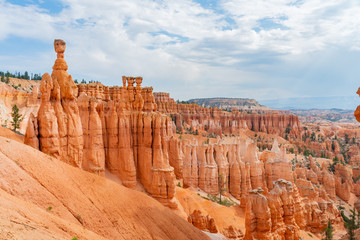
<box><xmin>1</xmin><ymin>0</ymin><xmax>360</xmax><ymax>104</ymax></box>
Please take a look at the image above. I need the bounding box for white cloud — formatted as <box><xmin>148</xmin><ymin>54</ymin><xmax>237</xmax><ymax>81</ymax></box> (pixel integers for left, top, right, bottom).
<box><xmin>0</xmin><ymin>0</ymin><xmax>360</xmax><ymax>102</ymax></box>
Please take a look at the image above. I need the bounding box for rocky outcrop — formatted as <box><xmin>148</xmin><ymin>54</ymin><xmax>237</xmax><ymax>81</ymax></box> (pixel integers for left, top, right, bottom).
<box><xmin>261</xmin><ymin>140</ymin><xmax>293</xmax><ymax>190</ymax></box>
<box><xmin>245</xmin><ymin>188</ymin><xmax>272</xmax><ymax>240</ymax></box>
<box><xmin>317</xmin><ymin>169</ymin><xmax>336</xmax><ymax>200</ymax></box>
<box><xmin>334</xmin><ymin>164</ymin><xmax>353</xmax><ymax>202</ymax></box>
<box><xmin>24</xmin><ymin>113</ymin><xmax>39</xmax><ymax>149</ymax></box>
<box><xmin>25</xmin><ymin>39</ymin><xmax>177</xmax><ymax>209</ymax></box>
<box><xmin>245</xmin><ymin>177</ymin><xmax>342</xmax><ymax>240</ymax></box>
<box><xmin>245</xmin><ymin>180</ymin><xmax>302</xmax><ymax>240</ymax></box>
<box><xmin>187</xmin><ymin>210</ymin><xmax>218</xmax><ymax>233</ymax></box>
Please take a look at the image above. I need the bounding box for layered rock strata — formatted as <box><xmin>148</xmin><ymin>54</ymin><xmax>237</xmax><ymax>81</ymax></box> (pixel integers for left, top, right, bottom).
<box><xmin>154</xmin><ymin>92</ymin><xmax>302</xmax><ymax>138</ymax></box>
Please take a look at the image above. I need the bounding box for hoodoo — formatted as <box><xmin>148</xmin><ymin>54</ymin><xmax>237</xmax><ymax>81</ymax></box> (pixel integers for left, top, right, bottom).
<box><xmin>25</xmin><ymin>39</ymin><xmax>177</xmax><ymax>209</ymax></box>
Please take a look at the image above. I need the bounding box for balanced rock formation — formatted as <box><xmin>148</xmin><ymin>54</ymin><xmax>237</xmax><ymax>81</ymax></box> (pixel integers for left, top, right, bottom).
<box><xmin>35</xmin><ymin>39</ymin><xmax>84</xmax><ymax>168</ymax></box>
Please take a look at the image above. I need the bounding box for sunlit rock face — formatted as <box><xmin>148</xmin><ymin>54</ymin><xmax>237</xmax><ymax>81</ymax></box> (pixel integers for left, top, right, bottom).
<box><xmin>25</xmin><ymin>39</ymin><xmax>177</xmax><ymax>209</ymax></box>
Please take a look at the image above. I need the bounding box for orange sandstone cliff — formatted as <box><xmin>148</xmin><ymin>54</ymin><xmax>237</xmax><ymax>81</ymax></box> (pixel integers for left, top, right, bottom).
<box><xmin>25</xmin><ymin>39</ymin><xmax>177</xmax><ymax>209</ymax></box>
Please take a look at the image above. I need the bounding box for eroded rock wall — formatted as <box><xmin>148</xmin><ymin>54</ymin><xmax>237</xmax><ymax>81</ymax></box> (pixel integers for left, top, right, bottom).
<box><xmin>154</xmin><ymin>92</ymin><xmax>302</xmax><ymax>138</ymax></box>
<box><xmin>25</xmin><ymin>40</ymin><xmax>177</xmax><ymax>209</ymax></box>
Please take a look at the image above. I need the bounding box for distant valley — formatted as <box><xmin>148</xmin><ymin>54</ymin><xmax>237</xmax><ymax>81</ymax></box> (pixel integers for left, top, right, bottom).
<box><xmin>186</xmin><ymin>97</ymin><xmax>359</xmax><ymax>124</ymax></box>
<box><xmin>259</xmin><ymin>96</ymin><xmax>359</xmax><ymax>110</ymax></box>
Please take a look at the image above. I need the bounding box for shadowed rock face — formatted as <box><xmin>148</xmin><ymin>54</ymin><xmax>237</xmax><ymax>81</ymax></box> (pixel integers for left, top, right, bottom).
<box><xmin>25</xmin><ymin>39</ymin><xmax>177</xmax><ymax>209</ymax></box>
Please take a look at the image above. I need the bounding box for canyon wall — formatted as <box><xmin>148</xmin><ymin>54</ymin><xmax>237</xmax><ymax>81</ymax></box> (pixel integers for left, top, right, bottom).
<box><xmin>25</xmin><ymin>40</ymin><xmax>177</xmax><ymax>209</ymax></box>
<box><xmin>170</xmin><ymin>132</ymin><xmax>342</xmax><ymax>238</ymax></box>
<box><xmin>154</xmin><ymin>92</ymin><xmax>302</xmax><ymax>138</ymax></box>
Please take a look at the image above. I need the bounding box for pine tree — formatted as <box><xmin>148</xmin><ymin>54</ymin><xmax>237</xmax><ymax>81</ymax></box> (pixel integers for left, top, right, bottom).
<box><xmin>11</xmin><ymin>105</ymin><xmax>23</xmax><ymax>132</ymax></box>
<box><xmin>346</xmin><ymin>207</ymin><xmax>357</xmax><ymax>240</ymax></box>
<box><xmin>24</xmin><ymin>71</ymin><xmax>29</xmax><ymax>80</ymax></box>
<box><xmin>218</xmin><ymin>174</ymin><xmax>227</xmax><ymax>203</ymax></box>
<box><xmin>5</xmin><ymin>73</ymin><xmax>10</xmax><ymax>84</ymax></box>
<box><xmin>323</xmin><ymin>219</ymin><xmax>333</xmax><ymax>240</ymax></box>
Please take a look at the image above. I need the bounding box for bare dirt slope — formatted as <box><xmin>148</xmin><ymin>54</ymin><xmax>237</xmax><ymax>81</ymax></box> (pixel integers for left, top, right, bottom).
<box><xmin>0</xmin><ymin>126</ymin><xmax>23</xmax><ymax>143</ymax></box>
<box><xmin>0</xmin><ymin>137</ymin><xmax>208</xmax><ymax>240</ymax></box>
